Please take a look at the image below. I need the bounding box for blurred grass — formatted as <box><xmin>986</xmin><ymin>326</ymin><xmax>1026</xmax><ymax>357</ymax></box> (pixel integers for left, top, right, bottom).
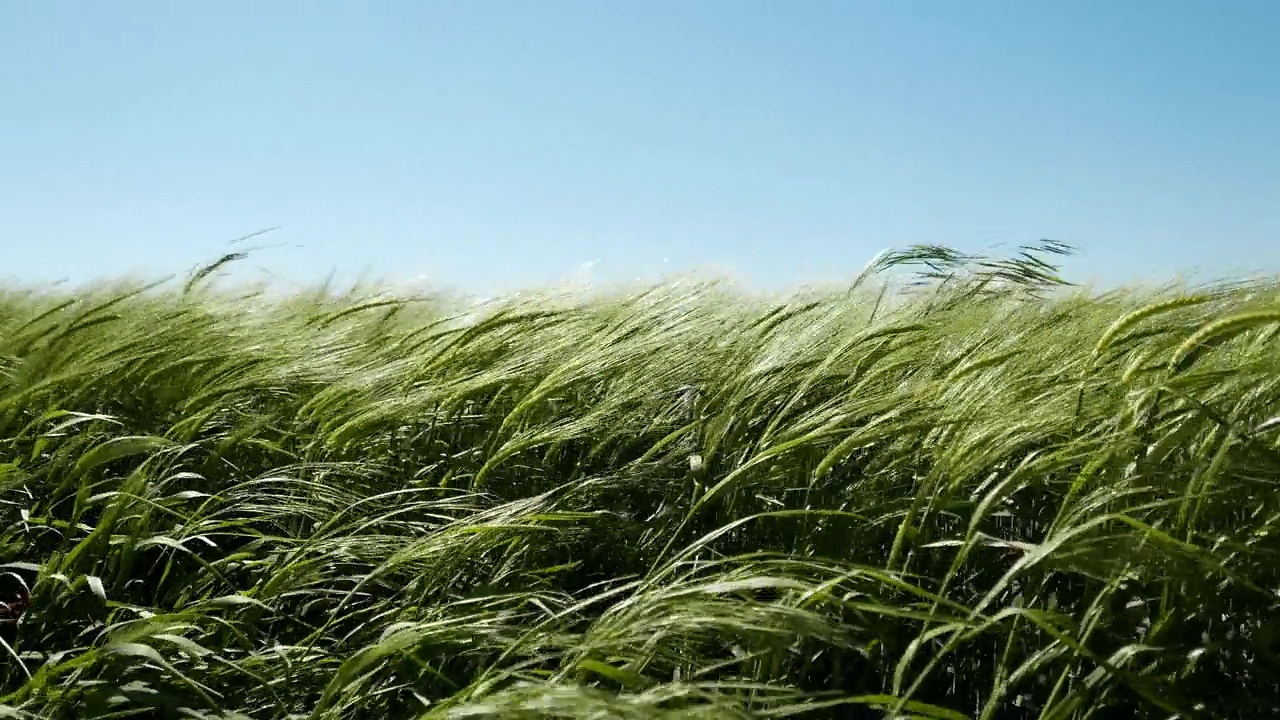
<box><xmin>1</xmin><ymin>242</ymin><xmax>1279</xmax><ymax>718</ymax></box>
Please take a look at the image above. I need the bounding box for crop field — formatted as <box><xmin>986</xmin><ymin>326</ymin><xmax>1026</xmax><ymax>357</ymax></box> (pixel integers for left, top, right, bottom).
<box><xmin>1</xmin><ymin>244</ymin><xmax>1279</xmax><ymax>719</ymax></box>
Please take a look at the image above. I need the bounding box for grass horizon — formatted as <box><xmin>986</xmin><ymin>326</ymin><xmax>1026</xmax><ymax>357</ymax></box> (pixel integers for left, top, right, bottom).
<box><xmin>7</xmin><ymin>235</ymin><xmax>1245</xmax><ymax>308</ymax></box>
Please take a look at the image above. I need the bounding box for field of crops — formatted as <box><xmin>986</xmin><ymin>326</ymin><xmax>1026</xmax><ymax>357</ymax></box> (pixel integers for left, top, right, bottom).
<box><xmin>2</xmin><ymin>244</ymin><xmax>1279</xmax><ymax>719</ymax></box>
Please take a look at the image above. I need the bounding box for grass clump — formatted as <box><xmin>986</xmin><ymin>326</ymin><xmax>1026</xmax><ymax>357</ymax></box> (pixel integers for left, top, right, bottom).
<box><xmin>1</xmin><ymin>242</ymin><xmax>1279</xmax><ymax>718</ymax></box>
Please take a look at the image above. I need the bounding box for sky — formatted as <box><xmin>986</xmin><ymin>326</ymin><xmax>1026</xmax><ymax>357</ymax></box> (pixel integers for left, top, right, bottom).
<box><xmin>2</xmin><ymin>1</ymin><xmax>1277</xmax><ymax>295</ymax></box>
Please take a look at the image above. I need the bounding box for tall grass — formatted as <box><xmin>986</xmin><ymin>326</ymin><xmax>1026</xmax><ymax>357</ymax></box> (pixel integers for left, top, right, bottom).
<box><xmin>1</xmin><ymin>244</ymin><xmax>1278</xmax><ymax>718</ymax></box>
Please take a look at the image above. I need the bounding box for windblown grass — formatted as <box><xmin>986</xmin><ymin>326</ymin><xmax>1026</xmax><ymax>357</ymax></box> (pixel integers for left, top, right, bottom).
<box><xmin>2</xmin><ymin>244</ymin><xmax>1279</xmax><ymax>718</ymax></box>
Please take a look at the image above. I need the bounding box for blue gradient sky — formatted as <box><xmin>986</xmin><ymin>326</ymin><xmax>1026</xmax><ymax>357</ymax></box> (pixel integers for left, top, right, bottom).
<box><xmin>2</xmin><ymin>1</ymin><xmax>1277</xmax><ymax>293</ymax></box>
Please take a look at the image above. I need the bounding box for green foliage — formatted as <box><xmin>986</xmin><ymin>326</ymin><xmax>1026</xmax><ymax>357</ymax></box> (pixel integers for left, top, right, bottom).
<box><xmin>1</xmin><ymin>244</ymin><xmax>1279</xmax><ymax>718</ymax></box>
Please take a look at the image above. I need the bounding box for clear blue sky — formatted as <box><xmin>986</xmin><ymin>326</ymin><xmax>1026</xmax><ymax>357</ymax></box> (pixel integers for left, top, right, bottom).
<box><xmin>2</xmin><ymin>1</ymin><xmax>1277</xmax><ymax>294</ymax></box>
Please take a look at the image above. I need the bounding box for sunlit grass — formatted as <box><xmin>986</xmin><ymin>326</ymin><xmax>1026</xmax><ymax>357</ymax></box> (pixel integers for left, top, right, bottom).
<box><xmin>2</xmin><ymin>243</ymin><xmax>1279</xmax><ymax>718</ymax></box>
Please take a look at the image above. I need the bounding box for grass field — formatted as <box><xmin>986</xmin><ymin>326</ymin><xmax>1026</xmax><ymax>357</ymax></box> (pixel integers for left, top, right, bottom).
<box><xmin>2</xmin><ymin>243</ymin><xmax>1279</xmax><ymax>719</ymax></box>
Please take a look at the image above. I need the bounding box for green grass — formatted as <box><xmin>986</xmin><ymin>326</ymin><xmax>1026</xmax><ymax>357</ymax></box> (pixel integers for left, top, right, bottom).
<box><xmin>2</xmin><ymin>243</ymin><xmax>1279</xmax><ymax>718</ymax></box>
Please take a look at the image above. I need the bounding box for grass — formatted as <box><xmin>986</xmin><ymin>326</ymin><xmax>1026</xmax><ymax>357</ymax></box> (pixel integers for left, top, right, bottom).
<box><xmin>1</xmin><ymin>242</ymin><xmax>1279</xmax><ymax>718</ymax></box>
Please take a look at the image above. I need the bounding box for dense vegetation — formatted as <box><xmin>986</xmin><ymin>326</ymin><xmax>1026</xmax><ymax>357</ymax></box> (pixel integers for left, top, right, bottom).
<box><xmin>2</xmin><ymin>244</ymin><xmax>1279</xmax><ymax>719</ymax></box>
